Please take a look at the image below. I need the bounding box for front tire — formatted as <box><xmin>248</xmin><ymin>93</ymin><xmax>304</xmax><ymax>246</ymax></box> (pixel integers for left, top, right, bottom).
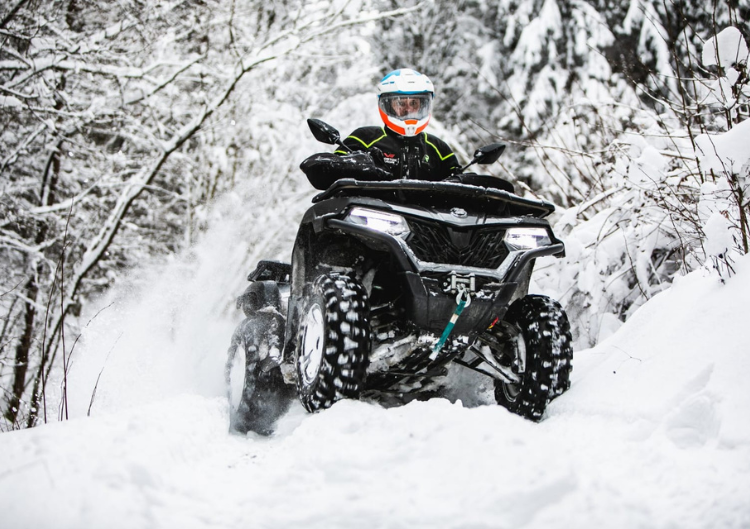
<box><xmin>494</xmin><ymin>295</ymin><xmax>573</xmax><ymax>421</ymax></box>
<box><xmin>295</xmin><ymin>273</ymin><xmax>370</xmax><ymax>412</ymax></box>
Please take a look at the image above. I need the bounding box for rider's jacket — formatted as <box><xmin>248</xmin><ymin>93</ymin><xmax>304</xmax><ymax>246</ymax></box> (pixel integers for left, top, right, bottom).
<box><xmin>336</xmin><ymin>126</ymin><xmax>460</xmax><ymax>181</ymax></box>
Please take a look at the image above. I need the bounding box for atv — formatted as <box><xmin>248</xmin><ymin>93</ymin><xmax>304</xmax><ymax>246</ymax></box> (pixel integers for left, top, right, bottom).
<box><xmin>226</xmin><ymin>119</ymin><xmax>572</xmax><ymax>435</ymax></box>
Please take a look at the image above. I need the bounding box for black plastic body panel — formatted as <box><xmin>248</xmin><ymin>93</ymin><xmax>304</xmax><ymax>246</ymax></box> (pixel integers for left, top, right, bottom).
<box><xmin>281</xmin><ymin>178</ymin><xmax>565</xmax><ymax>369</ymax></box>
<box><xmin>313</xmin><ymin>178</ymin><xmax>556</xmax><ymax>218</ymax></box>
<box><xmin>402</xmin><ymin>272</ymin><xmax>518</xmax><ymax>334</ymax></box>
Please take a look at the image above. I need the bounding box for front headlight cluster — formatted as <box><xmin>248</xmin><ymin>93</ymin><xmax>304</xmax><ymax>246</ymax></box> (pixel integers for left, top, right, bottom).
<box><xmin>504</xmin><ymin>227</ymin><xmax>552</xmax><ymax>250</ymax></box>
<box><xmin>344</xmin><ymin>207</ymin><xmax>411</xmax><ymax>238</ymax></box>
<box><xmin>343</xmin><ymin>208</ymin><xmax>552</xmax><ymax>251</ymax></box>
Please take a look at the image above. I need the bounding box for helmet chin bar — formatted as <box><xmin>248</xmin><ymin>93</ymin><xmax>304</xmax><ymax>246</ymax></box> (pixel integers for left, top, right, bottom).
<box><xmin>380</xmin><ymin>110</ymin><xmax>430</xmax><ymax>137</ymax></box>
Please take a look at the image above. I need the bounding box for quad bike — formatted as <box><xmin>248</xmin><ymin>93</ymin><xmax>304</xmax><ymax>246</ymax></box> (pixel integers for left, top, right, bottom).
<box><xmin>227</xmin><ymin>119</ymin><xmax>572</xmax><ymax>434</ymax></box>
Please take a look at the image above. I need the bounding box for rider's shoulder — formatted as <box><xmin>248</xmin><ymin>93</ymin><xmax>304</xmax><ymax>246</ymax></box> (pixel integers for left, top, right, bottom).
<box><xmin>423</xmin><ymin>132</ymin><xmax>456</xmax><ymax>160</ymax></box>
<box><xmin>344</xmin><ymin>126</ymin><xmax>389</xmax><ymax>149</ymax></box>
<box><xmin>347</xmin><ymin>125</ymin><xmax>386</xmax><ymax>139</ymax></box>
<box><xmin>424</xmin><ymin>132</ymin><xmax>452</xmax><ymax>148</ymax></box>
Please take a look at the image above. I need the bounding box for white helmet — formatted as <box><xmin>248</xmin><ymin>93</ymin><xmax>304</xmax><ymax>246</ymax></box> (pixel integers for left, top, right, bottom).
<box><xmin>377</xmin><ymin>69</ymin><xmax>434</xmax><ymax>137</ymax></box>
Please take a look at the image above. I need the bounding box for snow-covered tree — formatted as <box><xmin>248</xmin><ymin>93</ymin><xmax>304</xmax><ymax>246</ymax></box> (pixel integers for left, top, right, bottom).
<box><xmin>368</xmin><ymin>0</ymin><xmax>748</xmax><ymax>347</ymax></box>
<box><xmin>536</xmin><ymin>8</ymin><xmax>750</xmax><ymax>347</ymax></box>
<box><xmin>0</xmin><ymin>0</ymin><xmax>413</xmax><ymax>429</ymax></box>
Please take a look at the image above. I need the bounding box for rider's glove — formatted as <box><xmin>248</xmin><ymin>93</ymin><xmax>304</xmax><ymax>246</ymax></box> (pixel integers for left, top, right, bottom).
<box><xmin>368</xmin><ymin>147</ymin><xmax>387</xmax><ymax>168</ymax></box>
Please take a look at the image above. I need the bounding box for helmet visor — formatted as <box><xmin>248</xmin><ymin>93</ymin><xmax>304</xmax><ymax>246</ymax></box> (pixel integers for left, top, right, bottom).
<box><xmin>379</xmin><ymin>93</ymin><xmax>432</xmax><ymax>121</ymax></box>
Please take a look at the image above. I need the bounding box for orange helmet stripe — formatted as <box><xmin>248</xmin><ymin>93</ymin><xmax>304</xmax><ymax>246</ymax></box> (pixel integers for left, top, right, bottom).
<box><xmin>379</xmin><ymin>109</ymin><xmax>405</xmax><ymax>135</ymax></box>
<box><xmin>379</xmin><ymin>109</ymin><xmax>430</xmax><ymax>136</ymax></box>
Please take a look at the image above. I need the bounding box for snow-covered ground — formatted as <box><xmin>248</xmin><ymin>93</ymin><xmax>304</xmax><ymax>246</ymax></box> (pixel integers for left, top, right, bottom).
<box><xmin>1</xmin><ymin>168</ymin><xmax>749</xmax><ymax>528</ymax></box>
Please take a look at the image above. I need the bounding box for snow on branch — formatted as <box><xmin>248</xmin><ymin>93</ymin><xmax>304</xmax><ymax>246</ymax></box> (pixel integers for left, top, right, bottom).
<box><xmin>1</xmin><ymin>57</ymin><xmax>205</xmax><ymax>90</ymax></box>
<box><xmin>0</xmin><ymin>0</ymin><xmax>30</xmax><ymax>29</ymax></box>
<box><xmin>36</xmin><ymin>0</ymin><xmax>422</xmax><ymax>376</ymax></box>
<box><xmin>702</xmin><ymin>27</ymin><xmax>749</xmax><ymax>69</ymax></box>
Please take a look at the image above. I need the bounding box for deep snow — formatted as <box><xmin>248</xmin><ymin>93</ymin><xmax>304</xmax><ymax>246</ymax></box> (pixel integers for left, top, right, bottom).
<box><xmin>1</xmin><ymin>183</ymin><xmax>749</xmax><ymax>528</ymax></box>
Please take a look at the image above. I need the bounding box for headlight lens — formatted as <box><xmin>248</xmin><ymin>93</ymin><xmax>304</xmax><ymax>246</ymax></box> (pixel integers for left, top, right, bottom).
<box><xmin>504</xmin><ymin>227</ymin><xmax>552</xmax><ymax>250</ymax></box>
<box><xmin>344</xmin><ymin>207</ymin><xmax>411</xmax><ymax>238</ymax></box>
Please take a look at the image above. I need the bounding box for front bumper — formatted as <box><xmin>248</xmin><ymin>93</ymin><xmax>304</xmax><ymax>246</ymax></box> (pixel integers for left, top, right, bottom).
<box><xmin>326</xmin><ymin>218</ymin><xmax>564</xmax><ymax>335</ymax></box>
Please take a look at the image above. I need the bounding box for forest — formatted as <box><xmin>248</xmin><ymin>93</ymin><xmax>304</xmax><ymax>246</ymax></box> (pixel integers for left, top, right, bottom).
<box><xmin>1</xmin><ymin>0</ymin><xmax>748</xmax><ymax>431</ymax></box>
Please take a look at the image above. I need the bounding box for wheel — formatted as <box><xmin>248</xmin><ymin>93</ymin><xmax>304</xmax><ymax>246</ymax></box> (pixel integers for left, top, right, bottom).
<box><xmin>295</xmin><ymin>273</ymin><xmax>370</xmax><ymax>412</ymax></box>
<box><xmin>227</xmin><ymin>345</ymin><xmax>293</xmax><ymax>435</ymax></box>
<box><xmin>494</xmin><ymin>295</ymin><xmax>573</xmax><ymax>421</ymax></box>
<box><xmin>227</xmin><ymin>340</ymin><xmax>248</xmax><ymax>425</ymax></box>
<box><xmin>227</xmin><ymin>282</ymin><xmax>294</xmax><ymax>435</ymax></box>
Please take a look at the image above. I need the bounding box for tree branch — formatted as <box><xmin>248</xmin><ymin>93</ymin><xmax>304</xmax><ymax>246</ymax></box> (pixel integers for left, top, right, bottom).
<box><xmin>0</xmin><ymin>0</ymin><xmax>30</xmax><ymax>29</ymax></box>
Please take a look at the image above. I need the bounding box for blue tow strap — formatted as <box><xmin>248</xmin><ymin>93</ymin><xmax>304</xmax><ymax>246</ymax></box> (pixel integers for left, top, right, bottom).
<box><xmin>430</xmin><ymin>289</ymin><xmax>471</xmax><ymax>360</ymax></box>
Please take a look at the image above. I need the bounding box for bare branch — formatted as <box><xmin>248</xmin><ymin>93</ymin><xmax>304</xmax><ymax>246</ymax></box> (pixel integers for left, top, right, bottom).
<box><xmin>0</xmin><ymin>124</ymin><xmax>47</xmax><ymax>175</ymax></box>
<box><xmin>0</xmin><ymin>0</ymin><xmax>30</xmax><ymax>29</ymax></box>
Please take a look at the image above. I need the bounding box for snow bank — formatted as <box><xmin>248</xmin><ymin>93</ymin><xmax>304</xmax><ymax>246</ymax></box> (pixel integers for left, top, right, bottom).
<box><xmin>565</xmin><ymin>255</ymin><xmax>750</xmax><ymax>447</ymax></box>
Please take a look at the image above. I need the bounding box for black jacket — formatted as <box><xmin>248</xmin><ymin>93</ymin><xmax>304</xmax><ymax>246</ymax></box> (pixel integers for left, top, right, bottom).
<box><xmin>337</xmin><ymin>126</ymin><xmax>461</xmax><ymax>181</ymax></box>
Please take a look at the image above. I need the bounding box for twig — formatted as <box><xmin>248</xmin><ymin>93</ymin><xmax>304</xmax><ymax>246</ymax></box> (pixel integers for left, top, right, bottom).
<box><xmin>0</xmin><ymin>0</ymin><xmax>31</xmax><ymax>29</ymax></box>
<box><xmin>87</xmin><ymin>332</ymin><xmax>122</xmax><ymax>417</ymax></box>
<box><xmin>58</xmin><ymin>202</ymin><xmax>74</xmax><ymax>422</ymax></box>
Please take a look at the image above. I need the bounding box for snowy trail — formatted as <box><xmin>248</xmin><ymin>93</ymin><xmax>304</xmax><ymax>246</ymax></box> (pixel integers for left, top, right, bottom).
<box><xmin>2</xmin><ymin>254</ymin><xmax>750</xmax><ymax>528</ymax></box>
<box><xmin>1</xmin><ymin>378</ymin><xmax>747</xmax><ymax>529</ymax></box>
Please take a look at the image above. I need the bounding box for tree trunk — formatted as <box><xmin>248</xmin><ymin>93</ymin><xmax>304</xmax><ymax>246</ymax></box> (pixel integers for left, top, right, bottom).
<box><xmin>14</xmin><ymin>144</ymin><xmax>60</xmax><ymax>428</ymax></box>
<box><xmin>3</xmin><ymin>276</ymin><xmax>38</xmax><ymax>426</ymax></box>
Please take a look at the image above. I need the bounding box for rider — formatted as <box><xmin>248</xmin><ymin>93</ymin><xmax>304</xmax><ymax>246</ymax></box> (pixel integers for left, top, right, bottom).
<box><xmin>336</xmin><ymin>68</ymin><xmax>461</xmax><ymax>181</ymax></box>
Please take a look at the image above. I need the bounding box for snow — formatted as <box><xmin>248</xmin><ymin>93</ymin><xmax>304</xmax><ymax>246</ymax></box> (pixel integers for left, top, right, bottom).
<box><xmin>702</xmin><ymin>27</ymin><xmax>749</xmax><ymax>68</ymax></box>
<box><xmin>697</xmin><ymin>27</ymin><xmax>749</xmax><ymax>112</ymax></box>
<box><xmin>0</xmin><ymin>95</ymin><xmax>23</xmax><ymax>107</ymax></box>
<box><xmin>2</xmin><ymin>212</ymin><xmax>750</xmax><ymax>528</ymax></box>
<box><xmin>704</xmin><ymin>212</ymin><xmax>735</xmax><ymax>259</ymax></box>
<box><xmin>695</xmin><ymin>118</ymin><xmax>750</xmax><ymax>176</ymax></box>
<box><xmin>2</xmin><ymin>12</ymin><xmax>750</xmax><ymax>525</ymax></box>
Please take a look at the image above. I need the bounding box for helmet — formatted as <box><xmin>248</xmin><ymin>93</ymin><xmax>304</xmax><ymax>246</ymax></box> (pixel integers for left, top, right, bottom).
<box><xmin>377</xmin><ymin>69</ymin><xmax>434</xmax><ymax>137</ymax></box>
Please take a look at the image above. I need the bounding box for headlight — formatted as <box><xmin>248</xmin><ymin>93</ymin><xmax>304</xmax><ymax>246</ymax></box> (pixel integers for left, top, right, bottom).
<box><xmin>504</xmin><ymin>227</ymin><xmax>552</xmax><ymax>250</ymax></box>
<box><xmin>344</xmin><ymin>207</ymin><xmax>411</xmax><ymax>238</ymax></box>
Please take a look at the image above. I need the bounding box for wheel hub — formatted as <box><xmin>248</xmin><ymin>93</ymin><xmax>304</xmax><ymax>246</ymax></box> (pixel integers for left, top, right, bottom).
<box><xmin>299</xmin><ymin>303</ymin><xmax>325</xmax><ymax>386</ymax></box>
<box><xmin>502</xmin><ymin>382</ymin><xmax>522</xmax><ymax>402</ymax></box>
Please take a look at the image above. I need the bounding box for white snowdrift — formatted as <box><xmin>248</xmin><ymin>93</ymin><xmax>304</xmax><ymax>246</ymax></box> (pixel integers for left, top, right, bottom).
<box><xmin>696</xmin><ymin>118</ymin><xmax>750</xmax><ymax>176</ymax></box>
<box><xmin>1</xmin><ymin>250</ymin><xmax>749</xmax><ymax>528</ymax></box>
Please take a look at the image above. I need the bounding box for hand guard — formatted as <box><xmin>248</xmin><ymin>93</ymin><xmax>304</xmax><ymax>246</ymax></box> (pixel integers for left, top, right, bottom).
<box><xmin>300</xmin><ymin>151</ymin><xmax>393</xmax><ymax>190</ymax></box>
